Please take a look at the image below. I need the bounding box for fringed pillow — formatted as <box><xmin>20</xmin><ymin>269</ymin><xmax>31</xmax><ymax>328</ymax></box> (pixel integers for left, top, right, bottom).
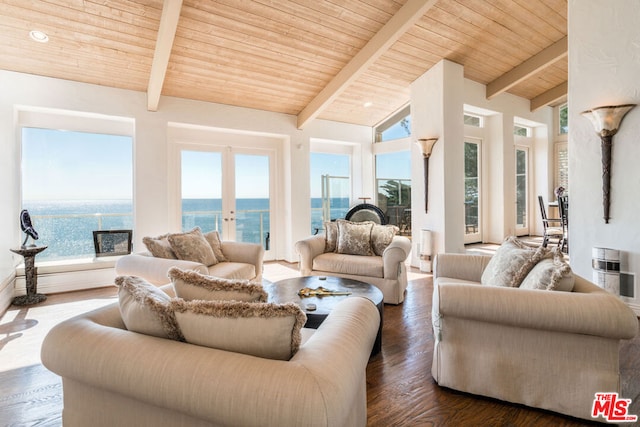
<box><xmin>336</xmin><ymin>219</ymin><xmax>374</xmax><ymax>256</ymax></box>
<box><xmin>371</xmin><ymin>224</ymin><xmax>399</xmax><ymax>256</ymax></box>
<box><xmin>167</xmin><ymin>227</ymin><xmax>217</xmax><ymax>266</ymax></box>
<box><xmin>520</xmin><ymin>248</ymin><xmax>574</xmax><ymax>292</ymax></box>
<box><xmin>203</xmin><ymin>230</ymin><xmax>227</xmax><ymax>263</ymax></box>
<box><xmin>324</xmin><ymin>221</ymin><xmax>338</xmax><ymax>252</ymax></box>
<box><xmin>168</xmin><ymin>267</ymin><xmax>267</xmax><ymax>302</ymax></box>
<box><xmin>480</xmin><ymin>236</ymin><xmax>552</xmax><ymax>287</ymax></box>
<box><xmin>115</xmin><ymin>276</ymin><xmax>183</xmax><ymax>341</ymax></box>
<box><xmin>142</xmin><ymin>233</ymin><xmax>177</xmax><ymax>259</ymax></box>
<box><xmin>171</xmin><ymin>299</ymin><xmax>307</xmax><ymax>360</ymax></box>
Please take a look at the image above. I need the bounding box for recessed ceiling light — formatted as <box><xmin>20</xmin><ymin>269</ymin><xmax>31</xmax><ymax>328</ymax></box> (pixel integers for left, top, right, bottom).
<box><xmin>29</xmin><ymin>30</ymin><xmax>49</xmax><ymax>43</ymax></box>
<box><xmin>364</xmin><ymin>102</ymin><xmax>373</xmax><ymax>108</ymax></box>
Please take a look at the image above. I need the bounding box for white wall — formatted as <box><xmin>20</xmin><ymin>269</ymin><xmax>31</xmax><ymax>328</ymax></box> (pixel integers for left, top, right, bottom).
<box><xmin>0</xmin><ymin>70</ymin><xmax>372</xmax><ymax>304</ymax></box>
<box><xmin>568</xmin><ymin>0</ymin><xmax>640</xmax><ymax>309</ymax></box>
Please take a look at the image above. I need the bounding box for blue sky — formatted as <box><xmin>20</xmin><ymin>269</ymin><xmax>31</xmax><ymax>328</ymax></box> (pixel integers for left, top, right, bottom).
<box><xmin>22</xmin><ymin>128</ymin><xmax>133</xmax><ymax>201</ymax></box>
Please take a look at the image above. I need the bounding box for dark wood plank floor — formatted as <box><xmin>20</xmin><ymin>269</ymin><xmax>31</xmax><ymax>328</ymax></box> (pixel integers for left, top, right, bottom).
<box><xmin>0</xmin><ymin>273</ymin><xmax>638</xmax><ymax>426</ymax></box>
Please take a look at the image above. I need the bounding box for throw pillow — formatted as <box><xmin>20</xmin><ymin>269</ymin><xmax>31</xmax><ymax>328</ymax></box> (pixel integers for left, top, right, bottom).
<box><xmin>324</xmin><ymin>221</ymin><xmax>338</xmax><ymax>252</ymax></box>
<box><xmin>480</xmin><ymin>236</ymin><xmax>552</xmax><ymax>287</ymax></box>
<box><xmin>203</xmin><ymin>230</ymin><xmax>227</xmax><ymax>263</ymax></box>
<box><xmin>171</xmin><ymin>299</ymin><xmax>307</xmax><ymax>360</ymax></box>
<box><xmin>520</xmin><ymin>248</ymin><xmax>574</xmax><ymax>292</ymax></box>
<box><xmin>167</xmin><ymin>227</ymin><xmax>217</xmax><ymax>266</ymax></box>
<box><xmin>371</xmin><ymin>224</ymin><xmax>399</xmax><ymax>256</ymax></box>
<box><xmin>336</xmin><ymin>219</ymin><xmax>374</xmax><ymax>256</ymax></box>
<box><xmin>142</xmin><ymin>233</ymin><xmax>177</xmax><ymax>259</ymax></box>
<box><xmin>115</xmin><ymin>276</ymin><xmax>183</xmax><ymax>341</ymax></box>
<box><xmin>168</xmin><ymin>267</ymin><xmax>267</xmax><ymax>302</ymax></box>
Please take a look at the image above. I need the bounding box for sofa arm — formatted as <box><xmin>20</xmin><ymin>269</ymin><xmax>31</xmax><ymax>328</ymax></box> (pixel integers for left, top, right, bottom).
<box><xmin>434</xmin><ymin>276</ymin><xmax>638</xmax><ymax>339</ymax></box>
<box><xmin>221</xmin><ymin>241</ymin><xmax>264</xmax><ymax>280</ymax></box>
<box><xmin>41</xmin><ymin>297</ymin><xmax>379</xmax><ymax>427</ymax></box>
<box><xmin>115</xmin><ymin>253</ymin><xmax>208</xmax><ymax>285</ymax></box>
<box><xmin>382</xmin><ymin>236</ymin><xmax>411</xmax><ymax>279</ymax></box>
<box><xmin>433</xmin><ymin>253</ymin><xmax>492</xmax><ymax>282</ymax></box>
<box><xmin>295</xmin><ymin>235</ymin><xmax>326</xmax><ymax>275</ymax></box>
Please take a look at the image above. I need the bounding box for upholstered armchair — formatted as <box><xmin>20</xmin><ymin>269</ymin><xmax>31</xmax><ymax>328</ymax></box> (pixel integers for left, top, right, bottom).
<box><xmin>296</xmin><ymin>221</ymin><xmax>411</xmax><ymax>304</ymax></box>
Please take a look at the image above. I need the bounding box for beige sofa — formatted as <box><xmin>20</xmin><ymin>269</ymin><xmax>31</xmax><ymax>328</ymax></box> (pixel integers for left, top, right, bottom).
<box><xmin>296</xmin><ymin>234</ymin><xmax>411</xmax><ymax>304</ymax></box>
<box><xmin>41</xmin><ymin>290</ymin><xmax>380</xmax><ymax>427</ymax></box>
<box><xmin>431</xmin><ymin>253</ymin><xmax>639</xmax><ymax>421</ymax></box>
<box><xmin>115</xmin><ymin>240</ymin><xmax>264</xmax><ymax>285</ymax></box>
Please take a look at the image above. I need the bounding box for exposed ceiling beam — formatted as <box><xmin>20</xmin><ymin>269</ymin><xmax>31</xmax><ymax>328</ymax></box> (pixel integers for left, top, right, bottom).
<box><xmin>530</xmin><ymin>81</ymin><xmax>568</xmax><ymax>111</ymax></box>
<box><xmin>296</xmin><ymin>0</ymin><xmax>437</xmax><ymax>129</ymax></box>
<box><xmin>147</xmin><ymin>0</ymin><xmax>183</xmax><ymax>111</ymax></box>
<box><xmin>486</xmin><ymin>36</ymin><xmax>567</xmax><ymax>100</ymax></box>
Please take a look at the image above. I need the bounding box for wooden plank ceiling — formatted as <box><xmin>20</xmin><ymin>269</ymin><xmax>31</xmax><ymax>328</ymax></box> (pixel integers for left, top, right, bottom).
<box><xmin>0</xmin><ymin>0</ymin><xmax>567</xmax><ymax>128</ymax></box>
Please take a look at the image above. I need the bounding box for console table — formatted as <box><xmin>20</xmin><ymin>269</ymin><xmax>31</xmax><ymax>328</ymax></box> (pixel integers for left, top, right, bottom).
<box><xmin>11</xmin><ymin>245</ymin><xmax>48</xmax><ymax>306</ymax></box>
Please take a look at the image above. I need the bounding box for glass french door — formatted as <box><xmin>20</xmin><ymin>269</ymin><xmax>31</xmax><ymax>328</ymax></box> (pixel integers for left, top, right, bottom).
<box><xmin>180</xmin><ymin>147</ymin><xmax>274</xmax><ymax>259</ymax></box>
<box><xmin>464</xmin><ymin>140</ymin><xmax>482</xmax><ymax>243</ymax></box>
<box><xmin>515</xmin><ymin>146</ymin><xmax>529</xmax><ymax>236</ymax></box>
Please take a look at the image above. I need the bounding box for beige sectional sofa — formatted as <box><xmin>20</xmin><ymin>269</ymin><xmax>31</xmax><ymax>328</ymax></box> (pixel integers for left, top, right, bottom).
<box><xmin>432</xmin><ymin>252</ymin><xmax>639</xmax><ymax>422</ymax></box>
<box><xmin>41</xmin><ymin>289</ymin><xmax>380</xmax><ymax>427</ymax></box>
<box><xmin>116</xmin><ymin>240</ymin><xmax>264</xmax><ymax>285</ymax></box>
<box><xmin>296</xmin><ymin>234</ymin><xmax>411</xmax><ymax>304</ymax></box>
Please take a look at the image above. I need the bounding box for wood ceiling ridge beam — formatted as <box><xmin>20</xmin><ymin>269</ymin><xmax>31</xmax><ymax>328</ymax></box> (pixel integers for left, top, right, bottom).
<box><xmin>147</xmin><ymin>0</ymin><xmax>183</xmax><ymax>112</ymax></box>
<box><xmin>486</xmin><ymin>35</ymin><xmax>567</xmax><ymax>100</ymax></box>
<box><xmin>296</xmin><ymin>0</ymin><xmax>438</xmax><ymax>129</ymax></box>
<box><xmin>530</xmin><ymin>81</ymin><xmax>567</xmax><ymax>112</ymax></box>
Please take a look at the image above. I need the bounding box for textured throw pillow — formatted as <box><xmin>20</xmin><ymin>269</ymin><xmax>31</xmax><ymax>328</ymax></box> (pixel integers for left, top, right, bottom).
<box><xmin>336</xmin><ymin>219</ymin><xmax>374</xmax><ymax>256</ymax></box>
<box><xmin>167</xmin><ymin>227</ymin><xmax>217</xmax><ymax>266</ymax></box>
<box><xmin>203</xmin><ymin>230</ymin><xmax>227</xmax><ymax>263</ymax></box>
<box><xmin>480</xmin><ymin>236</ymin><xmax>552</xmax><ymax>287</ymax></box>
<box><xmin>171</xmin><ymin>299</ymin><xmax>307</xmax><ymax>360</ymax></box>
<box><xmin>168</xmin><ymin>267</ymin><xmax>267</xmax><ymax>302</ymax></box>
<box><xmin>142</xmin><ymin>233</ymin><xmax>177</xmax><ymax>259</ymax></box>
<box><xmin>324</xmin><ymin>221</ymin><xmax>338</xmax><ymax>253</ymax></box>
<box><xmin>520</xmin><ymin>248</ymin><xmax>575</xmax><ymax>292</ymax></box>
<box><xmin>371</xmin><ymin>224</ymin><xmax>399</xmax><ymax>256</ymax></box>
<box><xmin>115</xmin><ymin>276</ymin><xmax>183</xmax><ymax>341</ymax></box>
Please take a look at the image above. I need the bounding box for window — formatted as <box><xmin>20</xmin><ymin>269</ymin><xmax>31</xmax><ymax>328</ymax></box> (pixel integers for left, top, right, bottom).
<box><xmin>555</xmin><ymin>142</ymin><xmax>569</xmax><ymax>192</ymax></box>
<box><xmin>376</xmin><ymin>151</ymin><xmax>411</xmax><ymax>235</ymax></box>
<box><xmin>464</xmin><ymin>114</ymin><xmax>483</xmax><ymax>127</ymax></box>
<box><xmin>514</xmin><ymin>125</ymin><xmax>530</xmax><ymax>137</ymax></box>
<box><xmin>559</xmin><ymin>104</ymin><xmax>568</xmax><ymax>134</ymax></box>
<box><xmin>464</xmin><ymin>140</ymin><xmax>481</xmax><ymax>243</ymax></box>
<box><xmin>21</xmin><ymin>127</ymin><xmax>133</xmax><ymax>261</ymax></box>
<box><xmin>310</xmin><ymin>153</ymin><xmax>351</xmax><ymax>233</ymax></box>
<box><xmin>375</xmin><ymin>105</ymin><xmax>411</xmax><ymax>142</ymax></box>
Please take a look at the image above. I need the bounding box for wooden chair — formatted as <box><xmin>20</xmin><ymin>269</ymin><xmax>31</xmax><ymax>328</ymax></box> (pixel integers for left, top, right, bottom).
<box><xmin>537</xmin><ymin>195</ymin><xmax>563</xmax><ymax>248</ymax></box>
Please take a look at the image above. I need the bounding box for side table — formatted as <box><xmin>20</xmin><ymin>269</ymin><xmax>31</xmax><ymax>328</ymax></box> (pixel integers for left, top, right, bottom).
<box><xmin>11</xmin><ymin>245</ymin><xmax>48</xmax><ymax>306</ymax></box>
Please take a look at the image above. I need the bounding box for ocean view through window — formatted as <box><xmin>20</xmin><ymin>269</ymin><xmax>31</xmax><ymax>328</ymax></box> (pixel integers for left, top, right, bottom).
<box><xmin>21</xmin><ymin>127</ymin><xmax>133</xmax><ymax>261</ymax></box>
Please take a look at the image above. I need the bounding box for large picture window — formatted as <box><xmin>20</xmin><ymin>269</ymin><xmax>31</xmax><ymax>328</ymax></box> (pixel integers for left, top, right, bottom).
<box><xmin>310</xmin><ymin>153</ymin><xmax>351</xmax><ymax>233</ymax></box>
<box><xmin>375</xmin><ymin>151</ymin><xmax>411</xmax><ymax>235</ymax></box>
<box><xmin>21</xmin><ymin>127</ymin><xmax>133</xmax><ymax>261</ymax></box>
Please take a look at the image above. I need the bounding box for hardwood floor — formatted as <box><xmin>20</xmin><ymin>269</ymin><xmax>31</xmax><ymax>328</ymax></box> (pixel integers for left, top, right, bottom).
<box><xmin>0</xmin><ymin>261</ymin><xmax>638</xmax><ymax>426</ymax></box>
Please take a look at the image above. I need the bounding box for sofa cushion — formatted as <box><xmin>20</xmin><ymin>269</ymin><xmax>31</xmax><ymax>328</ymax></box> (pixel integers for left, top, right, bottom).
<box><xmin>203</xmin><ymin>230</ymin><xmax>227</xmax><ymax>263</ymax></box>
<box><xmin>480</xmin><ymin>236</ymin><xmax>551</xmax><ymax>287</ymax></box>
<box><xmin>168</xmin><ymin>267</ymin><xmax>267</xmax><ymax>302</ymax></box>
<box><xmin>208</xmin><ymin>262</ymin><xmax>256</xmax><ymax>281</ymax></box>
<box><xmin>167</xmin><ymin>227</ymin><xmax>217</xmax><ymax>266</ymax></box>
<box><xmin>142</xmin><ymin>233</ymin><xmax>177</xmax><ymax>259</ymax></box>
<box><xmin>324</xmin><ymin>221</ymin><xmax>338</xmax><ymax>252</ymax></box>
<box><xmin>520</xmin><ymin>250</ymin><xmax>574</xmax><ymax>292</ymax></box>
<box><xmin>171</xmin><ymin>299</ymin><xmax>306</xmax><ymax>360</ymax></box>
<box><xmin>371</xmin><ymin>224</ymin><xmax>399</xmax><ymax>256</ymax></box>
<box><xmin>336</xmin><ymin>219</ymin><xmax>374</xmax><ymax>256</ymax></box>
<box><xmin>313</xmin><ymin>252</ymin><xmax>384</xmax><ymax>278</ymax></box>
<box><xmin>115</xmin><ymin>276</ymin><xmax>183</xmax><ymax>341</ymax></box>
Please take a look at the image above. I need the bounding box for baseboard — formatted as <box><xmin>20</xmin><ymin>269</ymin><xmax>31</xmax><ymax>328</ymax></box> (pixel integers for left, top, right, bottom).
<box><xmin>0</xmin><ymin>272</ymin><xmax>16</xmax><ymax>316</ymax></box>
<box><xmin>14</xmin><ymin>267</ymin><xmax>116</xmax><ymax>296</ymax></box>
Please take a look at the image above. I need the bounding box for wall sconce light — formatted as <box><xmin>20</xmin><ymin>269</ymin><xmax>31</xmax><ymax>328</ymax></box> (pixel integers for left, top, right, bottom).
<box><xmin>581</xmin><ymin>104</ymin><xmax>636</xmax><ymax>223</ymax></box>
<box><xmin>416</xmin><ymin>138</ymin><xmax>439</xmax><ymax>212</ymax></box>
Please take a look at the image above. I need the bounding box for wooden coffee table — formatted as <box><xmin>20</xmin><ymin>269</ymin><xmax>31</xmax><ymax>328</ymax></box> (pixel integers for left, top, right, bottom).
<box><xmin>264</xmin><ymin>276</ymin><xmax>383</xmax><ymax>355</ymax></box>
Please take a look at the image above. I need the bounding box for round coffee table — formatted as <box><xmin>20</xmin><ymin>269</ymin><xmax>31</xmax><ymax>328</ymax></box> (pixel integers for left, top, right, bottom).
<box><xmin>264</xmin><ymin>276</ymin><xmax>383</xmax><ymax>355</ymax></box>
